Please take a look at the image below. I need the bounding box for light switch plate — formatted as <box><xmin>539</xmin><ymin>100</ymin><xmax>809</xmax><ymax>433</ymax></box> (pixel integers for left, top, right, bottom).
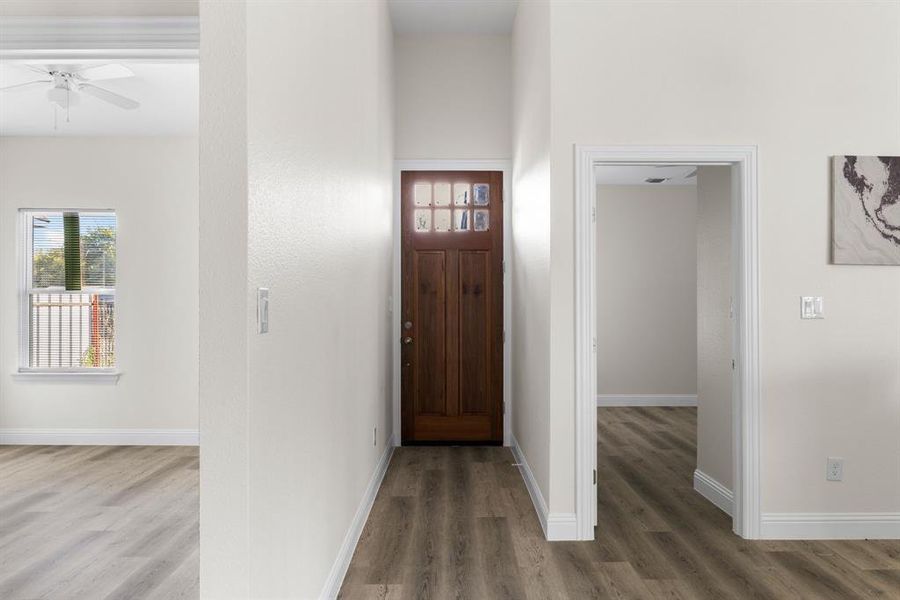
<box><xmin>801</xmin><ymin>296</ymin><xmax>824</xmax><ymax>319</ymax></box>
<box><xmin>257</xmin><ymin>288</ymin><xmax>269</xmax><ymax>334</ymax></box>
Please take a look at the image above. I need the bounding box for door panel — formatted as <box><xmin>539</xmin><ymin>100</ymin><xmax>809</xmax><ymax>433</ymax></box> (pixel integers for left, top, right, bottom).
<box><xmin>401</xmin><ymin>171</ymin><xmax>503</xmax><ymax>444</ymax></box>
<box><xmin>413</xmin><ymin>250</ymin><xmax>446</xmax><ymax>416</ymax></box>
<box><xmin>458</xmin><ymin>250</ymin><xmax>490</xmax><ymax>416</ymax></box>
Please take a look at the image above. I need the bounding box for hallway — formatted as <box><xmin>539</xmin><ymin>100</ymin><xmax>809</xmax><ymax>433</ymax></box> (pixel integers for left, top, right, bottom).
<box><xmin>340</xmin><ymin>408</ymin><xmax>900</xmax><ymax>599</ymax></box>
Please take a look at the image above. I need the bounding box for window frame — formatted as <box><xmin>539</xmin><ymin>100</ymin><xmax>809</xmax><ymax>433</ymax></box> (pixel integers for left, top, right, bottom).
<box><xmin>17</xmin><ymin>208</ymin><xmax>120</xmax><ymax>379</ymax></box>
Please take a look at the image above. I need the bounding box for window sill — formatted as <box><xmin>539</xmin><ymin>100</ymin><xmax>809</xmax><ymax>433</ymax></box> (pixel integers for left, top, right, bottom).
<box><xmin>12</xmin><ymin>371</ymin><xmax>120</xmax><ymax>384</ymax></box>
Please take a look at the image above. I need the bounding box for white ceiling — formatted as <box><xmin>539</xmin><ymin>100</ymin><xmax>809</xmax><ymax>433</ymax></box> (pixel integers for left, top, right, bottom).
<box><xmin>595</xmin><ymin>165</ymin><xmax>698</xmax><ymax>186</ymax></box>
<box><xmin>0</xmin><ymin>61</ymin><xmax>198</xmax><ymax>136</ymax></box>
<box><xmin>389</xmin><ymin>0</ymin><xmax>519</xmax><ymax>34</ymax></box>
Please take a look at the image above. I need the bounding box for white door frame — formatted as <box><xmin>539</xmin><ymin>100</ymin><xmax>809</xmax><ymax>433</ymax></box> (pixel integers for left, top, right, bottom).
<box><xmin>574</xmin><ymin>145</ymin><xmax>761</xmax><ymax>540</ymax></box>
<box><xmin>392</xmin><ymin>160</ymin><xmax>512</xmax><ymax>447</ymax></box>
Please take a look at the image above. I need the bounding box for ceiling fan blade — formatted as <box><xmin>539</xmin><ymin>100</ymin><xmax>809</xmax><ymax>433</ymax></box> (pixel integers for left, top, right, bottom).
<box><xmin>75</xmin><ymin>64</ymin><xmax>134</xmax><ymax>81</ymax></box>
<box><xmin>24</xmin><ymin>64</ymin><xmax>52</xmax><ymax>76</ymax></box>
<box><xmin>79</xmin><ymin>84</ymin><xmax>140</xmax><ymax>110</ymax></box>
<box><xmin>0</xmin><ymin>80</ymin><xmax>50</xmax><ymax>93</ymax></box>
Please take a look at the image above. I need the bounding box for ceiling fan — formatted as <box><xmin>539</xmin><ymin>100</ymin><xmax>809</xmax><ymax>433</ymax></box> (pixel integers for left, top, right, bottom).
<box><xmin>0</xmin><ymin>63</ymin><xmax>140</xmax><ymax>112</ymax></box>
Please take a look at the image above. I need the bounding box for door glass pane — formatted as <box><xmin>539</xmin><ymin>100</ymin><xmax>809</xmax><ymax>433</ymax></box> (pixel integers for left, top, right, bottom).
<box><xmin>473</xmin><ymin>183</ymin><xmax>489</xmax><ymax>206</ymax></box>
<box><xmin>414</xmin><ymin>183</ymin><xmax>432</xmax><ymax>207</ymax></box>
<box><xmin>434</xmin><ymin>209</ymin><xmax>451</xmax><ymax>232</ymax></box>
<box><xmin>433</xmin><ymin>182</ymin><xmax>451</xmax><ymax>206</ymax></box>
<box><xmin>474</xmin><ymin>209</ymin><xmax>489</xmax><ymax>231</ymax></box>
<box><xmin>453</xmin><ymin>209</ymin><xmax>469</xmax><ymax>231</ymax></box>
<box><xmin>453</xmin><ymin>183</ymin><xmax>470</xmax><ymax>206</ymax></box>
<box><xmin>414</xmin><ymin>209</ymin><xmax>431</xmax><ymax>232</ymax></box>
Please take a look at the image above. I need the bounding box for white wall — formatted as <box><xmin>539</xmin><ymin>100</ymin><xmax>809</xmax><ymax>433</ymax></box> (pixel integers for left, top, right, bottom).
<box><xmin>200</xmin><ymin>1</ymin><xmax>394</xmax><ymax>597</ymax></box>
<box><xmin>0</xmin><ymin>137</ymin><xmax>198</xmax><ymax>435</ymax></box>
<box><xmin>199</xmin><ymin>1</ymin><xmax>249</xmax><ymax>596</ymax></box>
<box><xmin>696</xmin><ymin>167</ymin><xmax>733</xmax><ymax>490</ymax></box>
<box><xmin>515</xmin><ymin>0</ymin><xmax>900</xmax><ymax>520</ymax></box>
<box><xmin>510</xmin><ymin>0</ymin><xmax>552</xmax><ymax>508</ymax></box>
<box><xmin>596</xmin><ymin>184</ymin><xmax>697</xmax><ymax>396</ymax></box>
<box><xmin>394</xmin><ymin>34</ymin><xmax>510</xmax><ymax>160</ymax></box>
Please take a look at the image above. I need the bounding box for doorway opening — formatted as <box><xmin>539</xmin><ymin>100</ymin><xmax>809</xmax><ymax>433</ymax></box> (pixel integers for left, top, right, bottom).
<box><xmin>574</xmin><ymin>146</ymin><xmax>761</xmax><ymax>541</ymax></box>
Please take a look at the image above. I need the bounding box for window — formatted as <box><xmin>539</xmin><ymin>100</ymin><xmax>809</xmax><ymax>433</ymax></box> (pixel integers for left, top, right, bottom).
<box><xmin>20</xmin><ymin>210</ymin><xmax>117</xmax><ymax>372</ymax></box>
<box><xmin>410</xmin><ymin>182</ymin><xmax>491</xmax><ymax>233</ymax></box>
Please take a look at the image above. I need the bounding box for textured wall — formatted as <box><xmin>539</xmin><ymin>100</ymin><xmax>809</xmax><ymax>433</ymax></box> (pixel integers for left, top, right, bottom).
<box><xmin>696</xmin><ymin>166</ymin><xmax>734</xmax><ymax>490</ymax></box>
<box><xmin>200</xmin><ymin>1</ymin><xmax>395</xmax><ymax>597</ymax></box>
<box><xmin>510</xmin><ymin>0</ymin><xmax>552</xmax><ymax>510</ymax></box>
<box><xmin>0</xmin><ymin>137</ymin><xmax>198</xmax><ymax>432</ymax></box>
<box><xmin>394</xmin><ymin>34</ymin><xmax>511</xmax><ymax>160</ymax></box>
<box><xmin>596</xmin><ymin>184</ymin><xmax>698</xmax><ymax>396</ymax></box>
<box><xmin>547</xmin><ymin>0</ymin><xmax>900</xmax><ymax>516</ymax></box>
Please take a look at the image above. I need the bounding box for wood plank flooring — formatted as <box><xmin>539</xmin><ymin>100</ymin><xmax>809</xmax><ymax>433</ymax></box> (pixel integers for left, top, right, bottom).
<box><xmin>0</xmin><ymin>445</ymin><xmax>198</xmax><ymax>600</ymax></box>
<box><xmin>340</xmin><ymin>407</ymin><xmax>900</xmax><ymax>599</ymax></box>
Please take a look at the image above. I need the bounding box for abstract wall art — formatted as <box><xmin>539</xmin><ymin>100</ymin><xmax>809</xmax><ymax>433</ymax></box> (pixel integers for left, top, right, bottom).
<box><xmin>833</xmin><ymin>155</ymin><xmax>900</xmax><ymax>265</ymax></box>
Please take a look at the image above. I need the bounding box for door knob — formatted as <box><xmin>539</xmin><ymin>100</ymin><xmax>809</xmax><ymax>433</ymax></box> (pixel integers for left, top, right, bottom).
<box><xmin>403</xmin><ymin>337</ymin><xmax>413</xmax><ymax>345</ymax></box>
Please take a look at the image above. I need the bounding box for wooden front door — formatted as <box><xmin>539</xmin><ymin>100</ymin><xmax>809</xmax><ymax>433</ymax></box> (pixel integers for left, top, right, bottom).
<box><xmin>401</xmin><ymin>171</ymin><xmax>503</xmax><ymax>444</ymax></box>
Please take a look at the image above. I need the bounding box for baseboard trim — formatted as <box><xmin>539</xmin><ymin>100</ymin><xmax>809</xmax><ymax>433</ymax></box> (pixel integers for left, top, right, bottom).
<box><xmin>761</xmin><ymin>513</ymin><xmax>900</xmax><ymax>540</ymax></box>
<box><xmin>596</xmin><ymin>394</ymin><xmax>697</xmax><ymax>407</ymax></box>
<box><xmin>547</xmin><ymin>512</ymin><xmax>578</xmax><ymax>540</ymax></box>
<box><xmin>510</xmin><ymin>434</ymin><xmax>577</xmax><ymax>541</ymax></box>
<box><xmin>319</xmin><ymin>435</ymin><xmax>395</xmax><ymax>599</ymax></box>
<box><xmin>0</xmin><ymin>428</ymin><xmax>199</xmax><ymax>445</ymax></box>
<box><xmin>511</xmin><ymin>434</ymin><xmax>548</xmax><ymax>536</ymax></box>
<box><xmin>693</xmin><ymin>469</ymin><xmax>734</xmax><ymax>517</ymax></box>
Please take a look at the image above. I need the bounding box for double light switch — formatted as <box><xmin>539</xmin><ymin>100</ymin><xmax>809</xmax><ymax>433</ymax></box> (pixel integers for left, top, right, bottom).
<box><xmin>800</xmin><ymin>296</ymin><xmax>824</xmax><ymax>320</ymax></box>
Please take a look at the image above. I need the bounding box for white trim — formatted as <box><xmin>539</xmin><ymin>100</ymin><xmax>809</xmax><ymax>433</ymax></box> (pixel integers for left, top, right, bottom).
<box><xmin>693</xmin><ymin>469</ymin><xmax>734</xmax><ymax>517</ymax></box>
<box><xmin>0</xmin><ymin>16</ymin><xmax>199</xmax><ymax>61</ymax></box>
<box><xmin>510</xmin><ymin>435</ymin><xmax>577</xmax><ymax>541</ymax></box>
<box><xmin>0</xmin><ymin>428</ymin><xmax>197</xmax><ymax>445</ymax></box>
<box><xmin>18</xmin><ymin>210</ymin><xmax>30</xmax><ymax>372</ymax></box>
<box><xmin>393</xmin><ymin>160</ymin><xmax>512</xmax><ymax>446</ymax></box>
<box><xmin>12</xmin><ymin>370</ymin><xmax>120</xmax><ymax>384</ymax></box>
<box><xmin>597</xmin><ymin>394</ymin><xmax>697</xmax><ymax>407</ymax></box>
<box><xmin>319</xmin><ymin>438</ymin><xmax>395</xmax><ymax>599</ymax></box>
<box><xmin>575</xmin><ymin>145</ymin><xmax>761</xmax><ymax>540</ymax></box>
<box><xmin>575</xmin><ymin>146</ymin><xmax>599</xmax><ymax>537</ymax></box>
<box><xmin>511</xmin><ymin>433</ymin><xmax>548</xmax><ymax>536</ymax></box>
<box><xmin>547</xmin><ymin>513</ymin><xmax>578</xmax><ymax>540</ymax></box>
<box><xmin>18</xmin><ymin>209</ymin><xmax>119</xmax><ymax>373</ymax></box>
<box><xmin>761</xmin><ymin>513</ymin><xmax>900</xmax><ymax>540</ymax></box>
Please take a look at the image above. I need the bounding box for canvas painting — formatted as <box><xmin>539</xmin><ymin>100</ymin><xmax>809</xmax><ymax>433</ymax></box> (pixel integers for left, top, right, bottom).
<box><xmin>833</xmin><ymin>155</ymin><xmax>900</xmax><ymax>265</ymax></box>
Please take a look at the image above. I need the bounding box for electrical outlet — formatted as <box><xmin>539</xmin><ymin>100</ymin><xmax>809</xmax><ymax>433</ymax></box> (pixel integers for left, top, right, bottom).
<box><xmin>373</xmin><ymin>426</ymin><xmax>377</xmax><ymax>447</ymax></box>
<box><xmin>826</xmin><ymin>457</ymin><xmax>843</xmax><ymax>481</ymax></box>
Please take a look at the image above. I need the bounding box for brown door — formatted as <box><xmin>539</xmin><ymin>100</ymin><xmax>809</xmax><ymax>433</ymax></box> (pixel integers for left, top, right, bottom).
<box><xmin>401</xmin><ymin>171</ymin><xmax>503</xmax><ymax>444</ymax></box>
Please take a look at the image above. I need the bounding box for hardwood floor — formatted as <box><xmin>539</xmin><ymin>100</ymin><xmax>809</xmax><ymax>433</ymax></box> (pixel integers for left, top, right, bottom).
<box><xmin>3</xmin><ymin>413</ymin><xmax>897</xmax><ymax>599</ymax></box>
<box><xmin>0</xmin><ymin>445</ymin><xmax>198</xmax><ymax>600</ymax></box>
<box><xmin>340</xmin><ymin>407</ymin><xmax>900</xmax><ymax>599</ymax></box>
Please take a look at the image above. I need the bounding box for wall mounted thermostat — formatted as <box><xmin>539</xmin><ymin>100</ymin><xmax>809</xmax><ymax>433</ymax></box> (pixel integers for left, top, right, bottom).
<box><xmin>801</xmin><ymin>296</ymin><xmax>824</xmax><ymax>319</ymax></box>
<box><xmin>258</xmin><ymin>288</ymin><xmax>270</xmax><ymax>333</ymax></box>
